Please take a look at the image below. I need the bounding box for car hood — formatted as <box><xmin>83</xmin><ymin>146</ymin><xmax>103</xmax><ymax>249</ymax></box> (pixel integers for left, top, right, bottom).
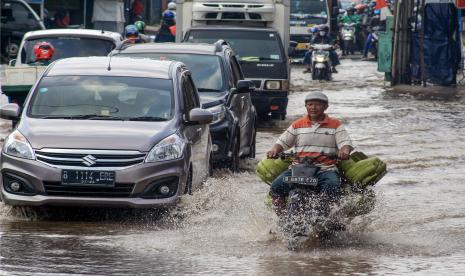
<box><xmin>199</xmin><ymin>92</ymin><xmax>227</xmax><ymax>108</ymax></box>
<box><xmin>18</xmin><ymin>119</ymin><xmax>175</xmax><ymax>152</ymax></box>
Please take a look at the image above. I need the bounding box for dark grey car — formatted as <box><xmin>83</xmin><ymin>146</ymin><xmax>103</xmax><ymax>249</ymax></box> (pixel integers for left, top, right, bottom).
<box><xmin>0</xmin><ymin>56</ymin><xmax>213</xmax><ymax>208</ymax></box>
<box><xmin>111</xmin><ymin>41</ymin><xmax>257</xmax><ymax>172</ymax></box>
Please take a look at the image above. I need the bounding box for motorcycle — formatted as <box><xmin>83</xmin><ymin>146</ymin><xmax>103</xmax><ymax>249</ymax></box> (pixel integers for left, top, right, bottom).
<box><xmin>341</xmin><ymin>22</ymin><xmax>357</xmax><ymax>55</ymax></box>
<box><xmin>273</xmin><ymin>152</ymin><xmax>376</xmax><ymax>251</ymax></box>
<box><xmin>310</xmin><ymin>44</ymin><xmax>333</xmax><ymax>81</ymax></box>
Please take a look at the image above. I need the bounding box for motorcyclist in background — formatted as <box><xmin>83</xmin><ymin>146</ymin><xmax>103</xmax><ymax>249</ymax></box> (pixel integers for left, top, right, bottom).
<box><xmin>154</xmin><ymin>11</ymin><xmax>176</xmax><ymax>43</ymax></box>
<box><xmin>163</xmin><ymin>2</ymin><xmax>177</xmax><ymax>18</ymax></box>
<box><xmin>362</xmin><ymin>9</ymin><xmax>384</xmax><ymax>59</ymax></box>
<box><xmin>267</xmin><ymin>92</ymin><xmax>354</xmax><ymax>216</ymax></box>
<box><xmin>303</xmin><ymin>25</ymin><xmax>340</xmax><ymax>73</ymax></box>
<box><xmin>134</xmin><ymin>20</ymin><xmax>152</xmax><ymax>42</ymax></box>
<box><xmin>123</xmin><ymin>24</ymin><xmax>145</xmax><ymax>44</ymax></box>
<box><xmin>340</xmin><ymin>6</ymin><xmax>362</xmax><ymax>53</ymax></box>
<box><xmin>32</xmin><ymin>42</ymin><xmax>55</xmax><ymax>66</ymax></box>
<box><xmin>355</xmin><ymin>4</ymin><xmax>369</xmax><ymax>52</ymax></box>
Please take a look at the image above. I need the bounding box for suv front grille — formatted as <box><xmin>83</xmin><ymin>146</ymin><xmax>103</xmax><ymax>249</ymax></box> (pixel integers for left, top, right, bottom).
<box><xmin>35</xmin><ymin>149</ymin><xmax>146</xmax><ymax>168</ymax></box>
<box><xmin>43</xmin><ymin>182</ymin><xmax>134</xmax><ymax>198</ymax></box>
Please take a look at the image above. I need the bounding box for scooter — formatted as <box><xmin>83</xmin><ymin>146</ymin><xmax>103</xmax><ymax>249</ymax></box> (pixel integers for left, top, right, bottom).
<box><xmin>274</xmin><ymin>152</ymin><xmax>376</xmax><ymax>251</ymax></box>
<box><xmin>310</xmin><ymin>44</ymin><xmax>333</xmax><ymax>81</ymax></box>
<box><xmin>341</xmin><ymin>23</ymin><xmax>357</xmax><ymax>56</ymax></box>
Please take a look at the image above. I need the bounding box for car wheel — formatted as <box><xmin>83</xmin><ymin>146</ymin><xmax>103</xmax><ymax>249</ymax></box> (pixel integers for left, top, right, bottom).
<box><xmin>184</xmin><ymin>166</ymin><xmax>193</xmax><ymax>195</ymax></box>
<box><xmin>229</xmin><ymin>135</ymin><xmax>240</xmax><ymax>173</ymax></box>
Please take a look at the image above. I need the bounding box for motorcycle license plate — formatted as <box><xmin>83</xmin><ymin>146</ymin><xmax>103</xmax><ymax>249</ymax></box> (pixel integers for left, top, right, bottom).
<box><xmin>284</xmin><ymin>176</ymin><xmax>318</xmax><ymax>186</ymax></box>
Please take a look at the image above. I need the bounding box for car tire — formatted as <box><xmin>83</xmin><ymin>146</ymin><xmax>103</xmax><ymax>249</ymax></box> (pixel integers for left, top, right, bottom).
<box><xmin>229</xmin><ymin>135</ymin><xmax>240</xmax><ymax>173</ymax></box>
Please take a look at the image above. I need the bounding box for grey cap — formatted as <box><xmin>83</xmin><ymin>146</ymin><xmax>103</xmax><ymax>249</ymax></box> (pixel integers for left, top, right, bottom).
<box><xmin>305</xmin><ymin>92</ymin><xmax>328</xmax><ymax>103</ymax></box>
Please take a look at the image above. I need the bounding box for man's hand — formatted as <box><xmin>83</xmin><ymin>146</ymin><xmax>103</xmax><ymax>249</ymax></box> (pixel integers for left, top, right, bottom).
<box><xmin>338</xmin><ymin>145</ymin><xmax>352</xmax><ymax>160</ymax></box>
<box><xmin>267</xmin><ymin>144</ymin><xmax>284</xmax><ymax>159</ymax></box>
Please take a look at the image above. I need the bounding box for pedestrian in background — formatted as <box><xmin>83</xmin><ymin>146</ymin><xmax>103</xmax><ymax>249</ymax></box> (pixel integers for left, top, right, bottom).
<box><xmin>92</xmin><ymin>0</ymin><xmax>125</xmax><ymax>34</ymax></box>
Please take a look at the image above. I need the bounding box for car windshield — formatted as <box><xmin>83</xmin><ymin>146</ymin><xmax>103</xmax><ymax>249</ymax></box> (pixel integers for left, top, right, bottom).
<box><xmin>29</xmin><ymin>76</ymin><xmax>173</xmax><ymax>121</ymax></box>
<box><xmin>291</xmin><ymin>0</ymin><xmax>328</xmax><ymax>15</ymax></box>
<box><xmin>119</xmin><ymin>53</ymin><xmax>225</xmax><ymax>92</ymax></box>
<box><xmin>23</xmin><ymin>37</ymin><xmax>115</xmax><ymax>64</ymax></box>
<box><xmin>186</xmin><ymin>30</ymin><xmax>283</xmax><ymax>62</ymax></box>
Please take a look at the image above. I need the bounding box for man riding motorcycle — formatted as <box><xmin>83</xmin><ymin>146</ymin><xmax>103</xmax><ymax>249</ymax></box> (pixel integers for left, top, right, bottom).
<box><xmin>267</xmin><ymin>92</ymin><xmax>354</xmax><ymax>216</ymax></box>
<box><xmin>302</xmin><ymin>25</ymin><xmax>340</xmax><ymax>73</ymax></box>
<box><xmin>340</xmin><ymin>7</ymin><xmax>362</xmax><ymax>53</ymax></box>
<box><xmin>123</xmin><ymin>24</ymin><xmax>145</xmax><ymax>44</ymax></box>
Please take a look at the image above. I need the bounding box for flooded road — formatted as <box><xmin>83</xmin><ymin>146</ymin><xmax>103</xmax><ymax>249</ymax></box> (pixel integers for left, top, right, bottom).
<box><xmin>2</xmin><ymin>59</ymin><xmax>465</xmax><ymax>275</ymax></box>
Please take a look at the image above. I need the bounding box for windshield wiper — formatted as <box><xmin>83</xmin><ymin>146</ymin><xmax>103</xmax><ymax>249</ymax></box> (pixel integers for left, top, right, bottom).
<box><xmin>198</xmin><ymin>88</ymin><xmax>222</xmax><ymax>92</ymax></box>
<box><xmin>38</xmin><ymin>114</ymin><xmax>124</xmax><ymax>120</ymax></box>
<box><xmin>128</xmin><ymin>116</ymin><xmax>168</xmax><ymax>121</ymax></box>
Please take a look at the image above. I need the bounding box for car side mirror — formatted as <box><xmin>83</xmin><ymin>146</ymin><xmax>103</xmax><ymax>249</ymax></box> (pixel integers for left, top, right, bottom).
<box><xmin>0</xmin><ymin>103</ymin><xmax>20</xmax><ymax>120</ymax></box>
<box><xmin>189</xmin><ymin>108</ymin><xmax>213</xmax><ymax>124</ymax></box>
<box><xmin>236</xmin><ymin>80</ymin><xmax>255</xmax><ymax>93</ymax></box>
<box><xmin>8</xmin><ymin>59</ymin><xmax>16</xmax><ymax>66</ymax></box>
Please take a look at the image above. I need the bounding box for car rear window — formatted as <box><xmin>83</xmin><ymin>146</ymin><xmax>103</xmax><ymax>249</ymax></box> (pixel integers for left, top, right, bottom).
<box><xmin>186</xmin><ymin>30</ymin><xmax>283</xmax><ymax>62</ymax></box>
<box><xmin>119</xmin><ymin>53</ymin><xmax>225</xmax><ymax>93</ymax></box>
<box><xmin>28</xmin><ymin>75</ymin><xmax>173</xmax><ymax>121</ymax></box>
<box><xmin>22</xmin><ymin>37</ymin><xmax>115</xmax><ymax>64</ymax></box>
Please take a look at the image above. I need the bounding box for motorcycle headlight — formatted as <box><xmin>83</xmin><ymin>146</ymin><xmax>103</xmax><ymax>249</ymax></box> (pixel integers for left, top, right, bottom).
<box><xmin>265</xmin><ymin>80</ymin><xmax>281</xmax><ymax>90</ymax></box>
<box><xmin>207</xmin><ymin>105</ymin><xmax>226</xmax><ymax>124</ymax></box>
<box><xmin>3</xmin><ymin>130</ymin><xmax>35</xmax><ymax>160</ymax></box>
<box><xmin>145</xmin><ymin>133</ymin><xmax>185</xmax><ymax>163</ymax></box>
<box><xmin>315</xmin><ymin>56</ymin><xmax>326</xmax><ymax>63</ymax></box>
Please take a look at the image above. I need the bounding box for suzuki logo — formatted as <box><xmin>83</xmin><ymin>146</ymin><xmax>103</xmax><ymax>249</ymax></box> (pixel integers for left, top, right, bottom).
<box><xmin>82</xmin><ymin>155</ymin><xmax>97</xmax><ymax>167</ymax></box>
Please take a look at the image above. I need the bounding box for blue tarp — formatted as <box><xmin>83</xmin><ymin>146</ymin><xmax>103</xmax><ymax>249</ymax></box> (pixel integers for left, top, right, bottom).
<box><xmin>410</xmin><ymin>3</ymin><xmax>461</xmax><ymax>86</ymax></box>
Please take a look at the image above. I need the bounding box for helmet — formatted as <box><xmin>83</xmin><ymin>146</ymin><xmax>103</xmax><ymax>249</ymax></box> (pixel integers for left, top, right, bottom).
<box><xmin>134</xmin><ymin>20</ymin><xmax>146</xmax><ymax>32</ymax></box>
<box><xmin>256</xmin><ymin>157</ymin><xmax>292</xmax><ymax>185</ymax></box>
<box><xmin>305</xmin><ymin>92</ymin><xmax>329</xmax><ymax>103</ymax></box>
<box><xmin>125</xmin><ymin>24</ymin><xmax>139</xmax><ymax>39</ymax></box>
<box><xmin>355</xmin><ymin>4</ymin><xmax>367</xmax><ymax>12</ymax></box>
<box><xmin>374</xmin><ymin>9</ymin><xmax>381</xmax><ymax>15</ymax></box>
<box><xmin>33</xmin><ymin>41</ymin><xmax>55</xmax><ymax>61</ymax></box>
<box><xmin>318</xmin><ymin>24</ymin><xmax>329</xmax><ymax>32</ymax></box>
<box><xmin>167</xmin><ymin>2</ymin><xmax>176</xmax><ymax>10</ymax></box>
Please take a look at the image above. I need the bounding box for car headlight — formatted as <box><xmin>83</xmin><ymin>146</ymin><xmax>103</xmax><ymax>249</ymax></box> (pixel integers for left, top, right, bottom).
<box><xmin>3</xmin><ymin>130</ymin><xmax>35</xmax><ymax>160</ymax></box>
<box><xmin>145</xmin><ymin>133</ymin><xmax>185</xmax><ymax>163</ymax></box>
<box><xmin>265</xmin><ymin>80</ymin><xmax>281</xmax><ymax>90</ymax></box>
<box><xmin>207</xmin><ymin>105</ymin><xmax>226</xmax><ymax>124</ymax></box>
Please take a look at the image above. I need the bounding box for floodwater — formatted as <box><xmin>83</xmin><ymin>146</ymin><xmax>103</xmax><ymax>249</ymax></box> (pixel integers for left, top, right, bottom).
<box><xmin>2</xmin><ymin>59</ymin><xmax>465</xmax><ymax>275</ymax></box>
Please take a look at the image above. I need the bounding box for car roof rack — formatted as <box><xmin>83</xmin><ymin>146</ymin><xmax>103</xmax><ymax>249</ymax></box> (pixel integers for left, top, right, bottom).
<box><xmin>214</xmin><ymin>39</ymin><xmax>229</xmax><ymax>52</ymax></box>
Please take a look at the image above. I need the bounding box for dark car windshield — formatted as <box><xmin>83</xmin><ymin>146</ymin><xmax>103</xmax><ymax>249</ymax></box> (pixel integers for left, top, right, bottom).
<box><xmin>119</xmin><ymin>53</ymin><xmax>225</xmax><ymax>92</ymax></box>
<box><xmin>22</xmin><ymin>37</ymin><xmax>115</xmax><ymax>64</ymax></box>
<box><xmin>186</xmin><ymin>30</ymin><xmax>283</xmax><ymax>62</ymax></box>
<box><xmin>29</xmin><ymin>76</ymin><xmax>173</xmax><ymax>121</ymax></box>
<box><xmin>291</xmin><ymin>0</ymin><xmax>328</xmax><ymax>15</ymax></box>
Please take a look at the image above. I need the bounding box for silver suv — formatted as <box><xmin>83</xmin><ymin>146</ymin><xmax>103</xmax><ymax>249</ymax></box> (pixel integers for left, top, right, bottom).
<box><xmin>0</xmin><ymin>56</ymin><xmax>213</xmax><ymax>208</ymax></box>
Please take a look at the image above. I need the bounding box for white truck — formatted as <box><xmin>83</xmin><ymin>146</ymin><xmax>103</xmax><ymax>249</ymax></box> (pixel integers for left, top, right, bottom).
<box><xmin>1</xmin><ymin>29</ymin><xmax>122</xmax><ymax>108</ymax></box>
<box><xmin>175</xmin><ymin>0</ymin><xmax>291</xmax><ymax>120</ymax></box>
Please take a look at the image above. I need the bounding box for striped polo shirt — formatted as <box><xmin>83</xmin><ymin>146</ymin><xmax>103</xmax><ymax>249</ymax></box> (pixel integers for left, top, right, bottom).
<box><xmin>276</xmin><ymin>114</ymin><xmax>353</xmax><ymax>169</ymax></box>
